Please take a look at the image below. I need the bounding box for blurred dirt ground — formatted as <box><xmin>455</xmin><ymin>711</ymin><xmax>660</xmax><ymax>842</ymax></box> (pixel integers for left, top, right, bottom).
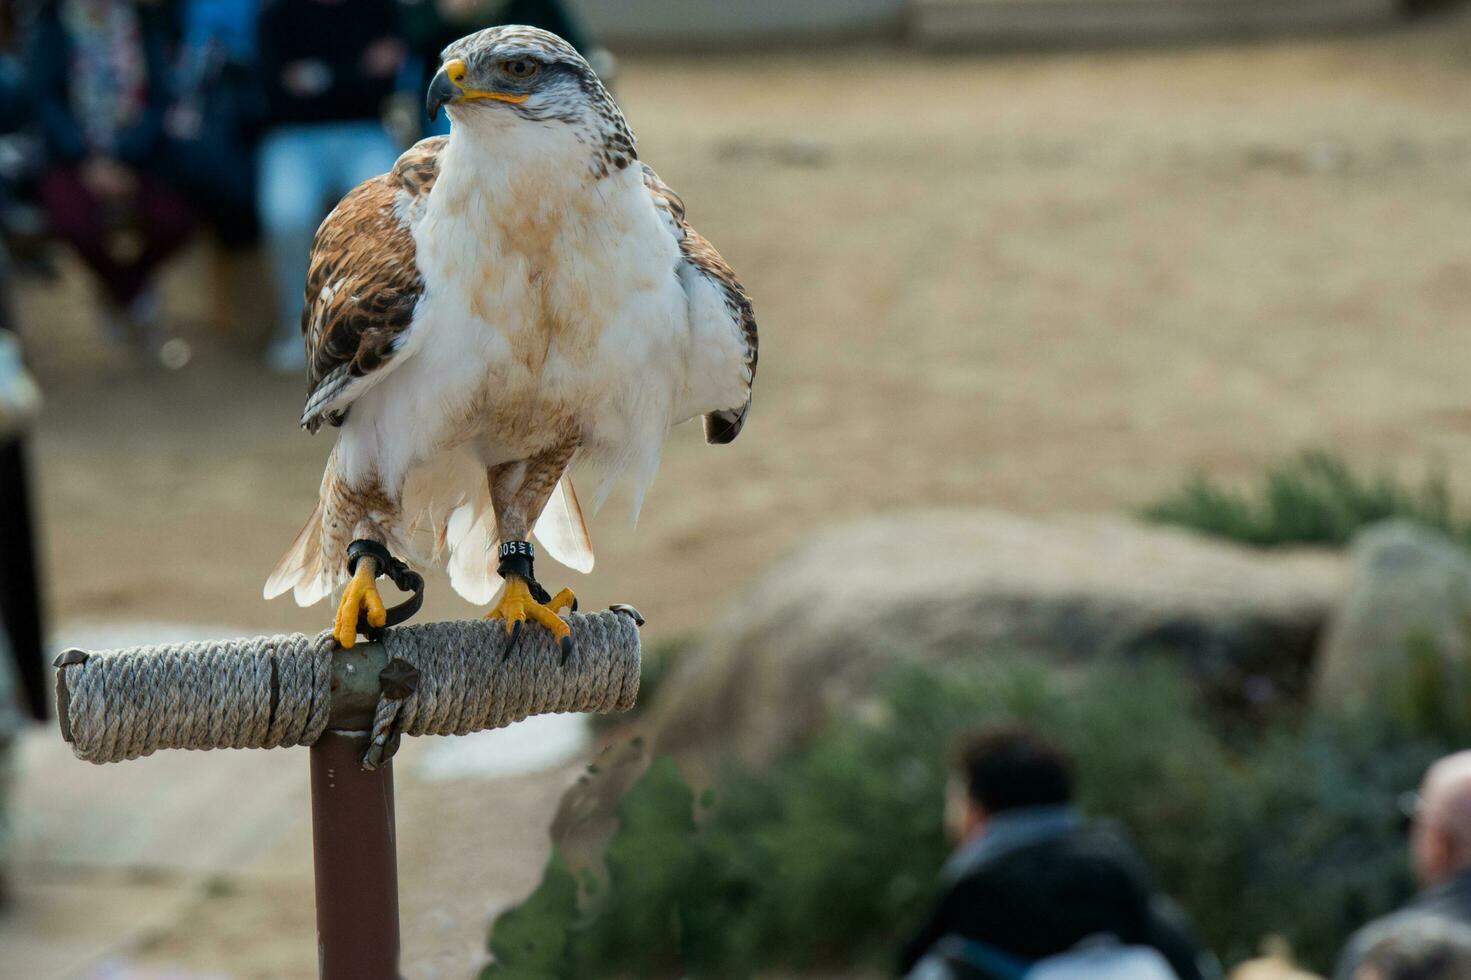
<box><xmin>12</xmin><ymin>11</ymin><xmax>1471</xmax><ymax>977</ymax></box>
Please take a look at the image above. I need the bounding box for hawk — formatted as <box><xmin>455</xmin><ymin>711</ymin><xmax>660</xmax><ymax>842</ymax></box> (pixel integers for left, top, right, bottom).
<box><xmin>264</xmin><ymin>27</ymin><xmax>757</xmax><ymax>651</ymax></box>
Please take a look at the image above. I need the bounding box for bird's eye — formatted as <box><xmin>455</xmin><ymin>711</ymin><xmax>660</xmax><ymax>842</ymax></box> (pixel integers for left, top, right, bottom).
<box><xmin>503</xmin><ymin>59</ymin><xmax>539</xmax><ymax>80</ymax></box>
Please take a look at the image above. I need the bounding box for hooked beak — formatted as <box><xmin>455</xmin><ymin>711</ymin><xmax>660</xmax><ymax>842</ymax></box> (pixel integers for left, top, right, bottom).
<box><xmin>426</xmin><ymin>58</ymin><xmax>531</xmax><ymax>120</ymax></box>
<box><xmin>426</xmin><ymin>68</ymin><xmax>459</xmax><ymax>121</ymax></box>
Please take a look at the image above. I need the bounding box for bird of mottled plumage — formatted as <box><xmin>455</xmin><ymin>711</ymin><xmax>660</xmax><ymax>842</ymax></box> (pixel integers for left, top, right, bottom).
<box><xmin>264</xmin><ymin>26</ymin><xmax>757</xmax><ymax>649</ymax></box>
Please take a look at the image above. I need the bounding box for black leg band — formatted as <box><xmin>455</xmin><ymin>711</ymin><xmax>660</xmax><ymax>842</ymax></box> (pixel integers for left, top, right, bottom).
<box><xmin>497</xmin><ymin>540</ymin><xmax>551</xmax><ymax>604</ymax></box>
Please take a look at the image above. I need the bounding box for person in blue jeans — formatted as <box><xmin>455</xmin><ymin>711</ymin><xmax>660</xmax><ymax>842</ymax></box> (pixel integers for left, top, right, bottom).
<box><xmin>257</xmin><ymin>0</ymin><xmax>406</xmax><ymax>370</ymax></box>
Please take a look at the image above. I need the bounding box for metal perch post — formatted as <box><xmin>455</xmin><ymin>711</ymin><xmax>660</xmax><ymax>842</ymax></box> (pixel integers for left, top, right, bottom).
<box><xmin>54</xmin><ymin>610</ymin><xmax>642</xmax><ymax>980</ymax></box>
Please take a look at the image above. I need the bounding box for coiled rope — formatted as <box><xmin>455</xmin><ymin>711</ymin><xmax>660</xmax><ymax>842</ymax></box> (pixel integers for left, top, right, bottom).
<box><xmin>58</xmin><ymin>611</ymin><xmax>641</xmax><ymax>766</ymax></box>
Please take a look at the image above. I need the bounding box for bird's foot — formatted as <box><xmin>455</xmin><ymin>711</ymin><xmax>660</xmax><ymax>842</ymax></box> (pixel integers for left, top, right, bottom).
<box><xmin>333</xmin><ymin>559</ymin><xmax>387</xmax><ymax>649</ymax></box>
<box><xmin>486</xmin><ymin>576</ymin><xmax>576</xmax><ymax>659</ymax></box>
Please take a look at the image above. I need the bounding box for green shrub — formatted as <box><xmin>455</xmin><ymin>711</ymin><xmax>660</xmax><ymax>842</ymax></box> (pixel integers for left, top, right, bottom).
<box><xmin>1143</xmin><ymin>450</ymin><xmax>1463</xmax><ymax>547</ymax></box>
<box><xmin>484</xmin><ymin>659</ymin><xmax>1457</xmax><ymax>978</ymax></box>
<box><xmin>1227</xmin><ymin>715</ymin><xmax>1439</xmax><ymax>969</ymax></box>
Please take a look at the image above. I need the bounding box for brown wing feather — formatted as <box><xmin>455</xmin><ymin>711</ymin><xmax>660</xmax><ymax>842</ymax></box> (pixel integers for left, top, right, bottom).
<box><xmin>300</xmin><ymin>137</ymin><xmax>447</xmax><ymax>433</ymax></box>
<box><xmin>641</xmin><ymin>164</ymin><xmax>758</xmax><ymax>444</ymax></box>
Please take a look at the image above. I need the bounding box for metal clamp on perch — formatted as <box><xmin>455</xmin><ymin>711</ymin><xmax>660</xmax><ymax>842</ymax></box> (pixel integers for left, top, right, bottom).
<box><xmin>54</xmin><ymin>609</ymin><xmax>642</xmax><ymax>767</ymax></box>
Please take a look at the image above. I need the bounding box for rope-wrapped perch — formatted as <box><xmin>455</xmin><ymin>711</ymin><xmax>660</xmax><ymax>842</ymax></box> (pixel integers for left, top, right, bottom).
<box><xmin>56</xmin><ymin>611</ymin><xmax>641</xmax><ymax>765</ymax></box>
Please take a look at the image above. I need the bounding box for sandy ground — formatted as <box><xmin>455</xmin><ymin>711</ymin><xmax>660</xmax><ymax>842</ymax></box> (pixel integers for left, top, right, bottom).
<box><xmin>12</xmin><ymin>11</ymin><xmax>1471</xmax><ymax>977</ymax></box>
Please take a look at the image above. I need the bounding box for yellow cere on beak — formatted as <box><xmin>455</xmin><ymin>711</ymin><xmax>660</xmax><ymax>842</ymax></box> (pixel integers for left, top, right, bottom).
<box><xmin>444</xmin><ymin>58</ymin><xmax>530</xmax><ymax>105</ymax></box>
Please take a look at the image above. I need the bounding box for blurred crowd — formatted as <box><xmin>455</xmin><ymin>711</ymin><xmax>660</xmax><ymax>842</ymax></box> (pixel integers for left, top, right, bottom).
<box><xmin>0</xmin><ymin>0</ymin><xmax>608</xmax><ymax>369</ymax></box>
<box><xmin>902</xmin><ymin>730</ymin><xmax>1471</xmax><ymax>980</ymax></box>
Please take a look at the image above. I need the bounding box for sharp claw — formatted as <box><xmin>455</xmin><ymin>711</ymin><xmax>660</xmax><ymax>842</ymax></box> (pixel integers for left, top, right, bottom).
<box><xmin>504</xmin><ymin>620</ymin><xmax>523</xmax><ymax>659</ymax></box>
<box><xmin>560</xmin><ymin>634</ymin><xmax>574</xmax><ymax>664</ymax></box>
<box><xmin>609</xmin><ymin>603</ymin><xmax>645</xmax><ymax>627</ymax></box>
<box><xmin>571</xmin><ymin>596</ymin><xmax>579</xmax><ymax>612</ymax></box>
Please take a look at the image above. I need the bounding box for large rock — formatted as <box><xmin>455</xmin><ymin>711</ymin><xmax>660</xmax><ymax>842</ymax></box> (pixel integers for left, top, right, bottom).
<box><xmin>1314</xmin><ymin>520</ymin><xmax>1471</xmax><ymax>713</ymax></box>
<box><xmin>651</xmin><ymin>510</ymin><xmax>1345</xmax><ymax>766</ymax></box>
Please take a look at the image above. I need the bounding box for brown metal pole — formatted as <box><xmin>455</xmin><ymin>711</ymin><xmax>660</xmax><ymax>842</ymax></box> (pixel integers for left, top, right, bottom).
<box><xmin>310</xmin><ymin>729</ymin><xmax>401</xmax><ymax>980</ymax></box>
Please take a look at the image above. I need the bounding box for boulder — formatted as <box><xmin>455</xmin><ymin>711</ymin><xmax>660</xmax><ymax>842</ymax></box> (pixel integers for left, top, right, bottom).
<box><xmin>1313</xmin><ymin>520</ymin><xmax>1471</xmax><ymax>713</ymax></box>
<box><xmin>650</xmin><ymin>510</ymin><xmax>1345</xmax><ymax>766</ymax></box>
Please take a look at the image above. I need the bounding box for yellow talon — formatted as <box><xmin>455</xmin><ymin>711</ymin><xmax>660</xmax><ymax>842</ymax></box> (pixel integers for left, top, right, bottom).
<box><xmin>486</xmin><ymin>577</ymin><xmax>574</xmax><ymax>643</ymax></box>
<box><xmin>333</xmin><ymin>560</ymin><xmax>388</xmax><ymax>649</ymax></box>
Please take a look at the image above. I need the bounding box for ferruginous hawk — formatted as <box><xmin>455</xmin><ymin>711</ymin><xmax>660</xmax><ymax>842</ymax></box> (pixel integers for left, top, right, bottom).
<box><xmin>264</xmin><ymin>26</ymin><xmax>757</xmax><ymax>651</ymax></box>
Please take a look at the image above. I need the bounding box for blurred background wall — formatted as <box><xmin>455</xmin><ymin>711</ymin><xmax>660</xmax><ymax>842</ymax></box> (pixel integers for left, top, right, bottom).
<box><xmin>575</xmin><ymin>0</ymin><xmax>1400</xmax><ymax>48</ymax></box>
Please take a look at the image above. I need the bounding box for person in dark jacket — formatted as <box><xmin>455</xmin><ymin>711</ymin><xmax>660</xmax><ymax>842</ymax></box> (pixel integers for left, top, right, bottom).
<box><xmin>898</xmin><ymin>726</ymin><xmax>1217</xmax><ymax>980</ymax></box>
<box><xmin>1337</xmin><ymin>753</ymin><xmax>1471</xmax><ymax>980</ymax></box>
<box><xmin>28</xmin><ymin>0</ymin><xmax>193</xmax><ymax>343</ymax></box>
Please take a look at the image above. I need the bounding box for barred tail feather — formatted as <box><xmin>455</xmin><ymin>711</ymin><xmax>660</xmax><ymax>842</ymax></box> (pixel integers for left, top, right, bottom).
<box><xmin>263</xmin><ymin>502</ymin><xmax>334</xmax><ymax>606</ymax></box>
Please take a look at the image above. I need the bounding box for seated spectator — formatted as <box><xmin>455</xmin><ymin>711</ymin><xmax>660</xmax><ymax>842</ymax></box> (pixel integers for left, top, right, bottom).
<box><xmin>257</xmin><ymin>0</ymin><xmax>406</xmax><ymax>371</ymax></box>
<box><xmin>1351</xmin><ymin>917</ymin><xmax>1471</xmax><ymax>980</ymax></box>
<box><xmin>898</xmin><ymin>725</ymin><xmax>1218</xmax><ymax>980</ymax></box>
<box><xmin>28</xmin><ymin>0</ymin><xmax>193</xmax><ymax>350</ymax></box>
<box><xmin>1336</xmin><ymin>752</ymin><xmax>1471</xmax><ymax>980</ymax></box>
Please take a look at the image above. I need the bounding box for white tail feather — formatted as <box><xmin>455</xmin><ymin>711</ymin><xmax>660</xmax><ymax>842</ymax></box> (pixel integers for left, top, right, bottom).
<box><xmin>444</xmin><ymin>501</ymin><xmax>500</xmax><ymax>605</ymax></box>
<box><xmin>534</xmin><ymin>476</ymin><xmax>595</xmax><ymax>573</ymax></box>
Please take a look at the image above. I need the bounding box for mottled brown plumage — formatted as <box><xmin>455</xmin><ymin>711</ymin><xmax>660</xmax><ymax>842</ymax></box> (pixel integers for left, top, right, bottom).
<box><xmin>300</xmin><ymin>137</ymin><xmax>447</xmax><ymax>433</ymax></box>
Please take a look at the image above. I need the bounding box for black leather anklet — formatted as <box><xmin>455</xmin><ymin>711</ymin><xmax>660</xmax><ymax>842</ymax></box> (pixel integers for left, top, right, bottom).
<box><xmin>345</xmin><ymin>539</ymin><xmax>426</xmax><ymax>635</ymax></box>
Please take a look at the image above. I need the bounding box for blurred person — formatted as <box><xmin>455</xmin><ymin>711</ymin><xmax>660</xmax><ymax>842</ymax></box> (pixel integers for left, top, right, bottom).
<box><xmin>1232</xmin><ymin>960</ymin><xmax>1324</xmax><ymax>980</ymax></box>
<box><xmin>165</xmin><ymin>0</ymin><xmax>270</xmax><ymax>345</ymax></box>
<box><xmin>899</xmin><ymin>726</ymin><xmax>1218</xmax><ymax>980</ymax></box>
<box><xmin>165</xmin><ymin>0</ymin><xmax>266</xmax><ymax>250</ymax></box>
<box><xmin>256</xmin><ymin>0</ymin><xmax>405</xmax><ymax>371</ymax></box>
<box><xmin>0</xmin><ymin>4</ymin><xmax>50</xmax><ymax>277</ymax></box>
<box><xmin>398</xmin><ymin>0</ymin><xmax>610</xmax><ymax>138</ymax></box>
<box><xmin>1230</xmin><ymin>939</ymin><xmax>1324</xmax><ymax>980</ymax></box>
<box><xmin>1350</xmin><ymin>917</ymin><xmax>1471</xmax><ymax>980</ymax></box>
<box><xmin>1335</xmin><ymin>753</ymin><xmax>1471</xmax><ymax>980</ymax></box>
<box><xmin>28</xmin><ymin>0</ymin><xmax>194</xmax><ymax>348</ymax></box>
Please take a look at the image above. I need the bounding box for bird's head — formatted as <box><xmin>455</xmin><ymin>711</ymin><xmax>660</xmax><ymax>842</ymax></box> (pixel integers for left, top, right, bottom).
<box><xmin>427</xmin><ymin>26</ymin><xmax>635</xmax><ymax>176</ymax></box>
